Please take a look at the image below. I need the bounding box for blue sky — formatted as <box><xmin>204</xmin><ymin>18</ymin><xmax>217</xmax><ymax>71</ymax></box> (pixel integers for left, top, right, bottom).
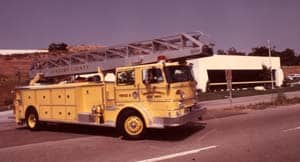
<box><xmin>0</xmin><ymin>0</ymin><xmax>300</xmax><ymax>53</ymax></box>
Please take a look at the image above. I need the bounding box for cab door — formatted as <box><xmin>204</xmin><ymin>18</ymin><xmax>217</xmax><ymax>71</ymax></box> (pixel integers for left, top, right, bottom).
<box><xmin>115</xmin><ymin>69</ymin><xmax>139</xmax><ymax>103</ymax></box>
<box><xmin>139</xmin><ymin>67</ymin><xmax>168</xmax><ymax>102</ymax></box>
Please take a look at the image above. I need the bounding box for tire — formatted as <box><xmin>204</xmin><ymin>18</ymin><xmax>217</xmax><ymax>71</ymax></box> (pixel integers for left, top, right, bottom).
<box><xmin>118</xmin><ymin>110</ymin><xmax>146</xmax><ymax>140</ymax></box>
<box><xmin>25</xmin><ymin>109</ymin><xmax>40</xmax><ymax>130</ymax></box>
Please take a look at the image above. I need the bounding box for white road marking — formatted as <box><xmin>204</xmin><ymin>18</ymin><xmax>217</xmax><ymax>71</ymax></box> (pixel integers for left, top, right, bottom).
<box><xmin>136</xmin><ymin>145</ymin><xmax>218</xmax><ymax>162</ymax></box>
<box><xmin>283</xmin><ymin>126</ymin><xmax>300</xmax><ymax>132</ymax></box>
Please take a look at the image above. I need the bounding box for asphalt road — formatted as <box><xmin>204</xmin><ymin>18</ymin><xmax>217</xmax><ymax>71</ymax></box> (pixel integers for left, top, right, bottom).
<box><xmin>1</xmin><ymin>104</ymin><xmax>300</xmax><ymax>162</ymax></box>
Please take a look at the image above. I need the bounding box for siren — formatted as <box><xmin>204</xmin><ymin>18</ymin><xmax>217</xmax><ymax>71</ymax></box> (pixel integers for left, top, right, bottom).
<box><xmin>157</xmin><ymin>55</ymin><xmax>167</xmax><ymax>63</ymax></box>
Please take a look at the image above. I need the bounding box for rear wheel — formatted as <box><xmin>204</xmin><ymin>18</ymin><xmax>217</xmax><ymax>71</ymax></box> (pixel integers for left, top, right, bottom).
<box><xmin>26</xmin><ymin>109</ymin><xmax>40</xmax><ymax>130</ymax></box>
<box><xmin>118</xmin><ymin>110</ymin><xmax>146</xmax><ymax>140</ymax></box>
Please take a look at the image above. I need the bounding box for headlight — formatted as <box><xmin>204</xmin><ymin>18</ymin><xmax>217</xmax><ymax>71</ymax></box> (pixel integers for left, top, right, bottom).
<box><xmin>96</xmin><ymin>105</ymin><xmax>104</xmax><ymax>114</ymax></box>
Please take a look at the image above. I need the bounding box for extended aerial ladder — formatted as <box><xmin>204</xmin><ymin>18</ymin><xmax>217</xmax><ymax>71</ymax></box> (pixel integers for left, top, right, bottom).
<box><xmin>30</xmin><ymin>31</ymin><xmax>214</xmax><ymax>78</ymax></box>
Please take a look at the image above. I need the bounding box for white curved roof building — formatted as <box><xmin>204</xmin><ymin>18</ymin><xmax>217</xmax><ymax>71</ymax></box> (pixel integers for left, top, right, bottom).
<box><xmin>188</xmin><ymin>55</ymin><xmax>283</xmax><ymax>92</ymax></box>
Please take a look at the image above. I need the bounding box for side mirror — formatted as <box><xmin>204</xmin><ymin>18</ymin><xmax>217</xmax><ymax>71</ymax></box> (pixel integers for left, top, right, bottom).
<box><xmin>143</xmin><ymin>69</ymin><xmax>152</xmax><ymax>85</ymax></box>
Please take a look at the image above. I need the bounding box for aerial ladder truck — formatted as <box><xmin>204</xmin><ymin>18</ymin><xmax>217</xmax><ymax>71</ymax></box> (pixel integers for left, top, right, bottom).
<box><xmin>14</xmin><ymin>31</ymin><xmax>214</xmax><ymax>139</ymax></box>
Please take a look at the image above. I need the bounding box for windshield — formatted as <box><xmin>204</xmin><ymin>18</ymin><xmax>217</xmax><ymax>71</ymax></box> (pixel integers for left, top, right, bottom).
<box><xmin>164</xmin><ymin>65</ymin><xmax>194</xmax><ymax>83</ymax></box>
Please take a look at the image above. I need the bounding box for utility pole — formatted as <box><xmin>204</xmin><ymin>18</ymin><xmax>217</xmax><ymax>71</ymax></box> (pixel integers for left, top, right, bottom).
<box><xmin>225</xmin><ymin>69</ymin><xmax>232</xmax><ymax>106</ymax></box>
<box><xmin>225</xmin><ymin>52</ymin><xmax>232</xmax><ymax>106</ymax></box>
<box><xmin>268</xmin><ymin>40</ymin><xmax>274</xmax><ymax>89</ymax></box>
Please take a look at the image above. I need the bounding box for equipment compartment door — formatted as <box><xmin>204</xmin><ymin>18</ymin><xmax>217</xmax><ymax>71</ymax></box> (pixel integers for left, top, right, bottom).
<box><xmin>53</xmin><ymin>106</ymin><xmax>66</xmax><ymax>120</ymax></box>
<box><xmin>39</xmin><ymin>106</ymin><xmax>52</xmax><ymax>119</ymax></box>
<box><xmin>66</xmin><ymin>106</ymin><xmax>76</xmax><ymax>120</ymax></box>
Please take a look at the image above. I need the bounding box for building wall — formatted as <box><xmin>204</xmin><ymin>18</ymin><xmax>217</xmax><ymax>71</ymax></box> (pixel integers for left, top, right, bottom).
<box><xmin>188</xmin><ymin>55</ymin><xmax>284</xmax><ymax>92</ymax></box>
<box><xmin>281</xmin><ymin>66</ymin><xmax>300</xmax><ymax>77</ymax></box>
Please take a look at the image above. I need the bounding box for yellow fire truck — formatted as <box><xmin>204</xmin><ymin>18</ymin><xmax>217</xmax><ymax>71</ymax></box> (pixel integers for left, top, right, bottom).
<box><xmin>14</xmin><ymin>32</ymin><xmax>212</xmax><ymax>139</ymax></box>
<box><xmin>14</xmin><ymin>61</ymin><xmax>205</xmax><ymax>139</ymax></box>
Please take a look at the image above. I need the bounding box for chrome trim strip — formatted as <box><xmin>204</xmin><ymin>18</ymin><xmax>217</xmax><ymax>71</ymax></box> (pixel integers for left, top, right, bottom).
<box><xmin>39</xmin><ymin>119</ymin><xmax>115</xmax><ymax>127</ymax></box>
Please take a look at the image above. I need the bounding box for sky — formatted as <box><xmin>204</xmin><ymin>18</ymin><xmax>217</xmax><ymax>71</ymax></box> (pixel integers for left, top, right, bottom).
<box><xmin>0</xmin><ymin>0</ymin><xmax>300</xmax><ymax>53</ymax></box>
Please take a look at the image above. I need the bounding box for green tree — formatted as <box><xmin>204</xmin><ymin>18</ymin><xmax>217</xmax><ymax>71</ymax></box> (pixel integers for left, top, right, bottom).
<box><xmin>201</xmin><ymin>45</ymin><xmax>214</xmax><ymax>56</ymax></box>
<box><xmin>248</xmin><ymin>46</ymin><xmax>270</xmax><ymax>56</ymax></box>
<box><xmin>279</xmin><ymin>48</ymin><xmax>298</xmax><ymax>66</ymax></box>
<box><xmin>217</xmin><ymin>48</ymin><xmax>245</xmax><ymax>55</ymax></box>
<box><xmin>217</xmin><ymin>49</ymin><xmax>226</xmax><ymax>55</ymax></box>
<box><xmin>227</xmin><ymin>47</ymin><xmax>245</xmax><ymax>55</ymax></box>
<box><xmin>48</xmin><ymin>42</ymin><xmax>68</xmax><ymax>52</ymax></box>
<box><xmin>249</xmin><ymin>46</ymin><xmax>298</xmax><ymax>66</ymax></box>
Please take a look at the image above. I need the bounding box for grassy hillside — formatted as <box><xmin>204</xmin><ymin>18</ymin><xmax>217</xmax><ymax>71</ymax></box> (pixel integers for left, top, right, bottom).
<box><xmin>0</xmin><ymin>45</ymin><xmax>103</xmax><ymax>107</ymax></box>
<box><xmin>0</xmin><ymin>54</ymin><xmax>37</xmax><ymax>107</ymax></box>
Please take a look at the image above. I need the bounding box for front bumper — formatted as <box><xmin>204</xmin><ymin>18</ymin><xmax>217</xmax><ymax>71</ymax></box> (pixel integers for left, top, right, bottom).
<box><xmin>150</xmin><ymin>103</ymin><xmax>206</xmax><ymax>128</ymax></box>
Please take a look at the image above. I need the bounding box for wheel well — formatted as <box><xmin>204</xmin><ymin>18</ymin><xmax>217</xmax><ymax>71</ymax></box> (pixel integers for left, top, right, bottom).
<box><xmin>25</xmin><ymin>106</ymin><xmax>38</xmax><ymax>118</ymax></box>
<box><xmin>116</xmin><ymin>108</ymin><xmax>145</xmax><ymax>127</ymax></box>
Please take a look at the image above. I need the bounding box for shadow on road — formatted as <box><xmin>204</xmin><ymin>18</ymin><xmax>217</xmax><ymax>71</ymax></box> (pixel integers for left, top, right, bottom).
<box><xmin>17</xmin><ymin>123</ymin><xmax>120</xmax><ymax>138</ymax></box>
<box><xmin>145</xmin><ymin>122</ymin><xmax>206</xmax><ymax>141</ymax></box>
<box><xmin>16</xmin><ymin>122</ymin><xmax>206</xmax><ymax>141</ymax></box>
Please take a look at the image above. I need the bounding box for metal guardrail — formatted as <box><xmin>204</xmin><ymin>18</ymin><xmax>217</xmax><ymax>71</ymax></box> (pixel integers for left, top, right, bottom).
<box><xmin>209</xmin><ymin>80</ymin><xmax>275</xmax><ymax>86</ymax></box>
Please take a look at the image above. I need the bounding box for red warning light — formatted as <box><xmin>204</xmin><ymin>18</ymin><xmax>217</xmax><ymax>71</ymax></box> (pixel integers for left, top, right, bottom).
<box><xmin>157</xmin><ymin>55</ymin><xmax>167</xmax><ymax>62</ymax></box>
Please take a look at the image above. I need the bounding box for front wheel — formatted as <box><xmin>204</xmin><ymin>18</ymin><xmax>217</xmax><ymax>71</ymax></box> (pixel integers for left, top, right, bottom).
<box><xmin>118</xmin><ymin>111</ymin><xmax>146</xmax><ymax>140</ymax></box>
<box><xmin>25</xmin><ymin>110</ymin><xmax>40</xmax><ymax>130</ymax></box>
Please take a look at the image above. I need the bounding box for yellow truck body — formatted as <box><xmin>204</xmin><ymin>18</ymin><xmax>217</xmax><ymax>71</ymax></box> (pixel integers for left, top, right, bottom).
<box><xmin>14</xmin><ymin>61</ymin><xmax>206</xmax><ymax>139</ymax></box>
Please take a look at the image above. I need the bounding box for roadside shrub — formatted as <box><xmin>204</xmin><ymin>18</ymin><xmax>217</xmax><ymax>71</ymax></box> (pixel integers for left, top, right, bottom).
<box><xmin>288</xmin><ymin>97</ymin><xmax>300</xmax><ymax>104</ymax></box>
<box><xmin>274</xmin><ymin>92</ymin><xmax>288</xmax><ymax>105</ymax></box>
